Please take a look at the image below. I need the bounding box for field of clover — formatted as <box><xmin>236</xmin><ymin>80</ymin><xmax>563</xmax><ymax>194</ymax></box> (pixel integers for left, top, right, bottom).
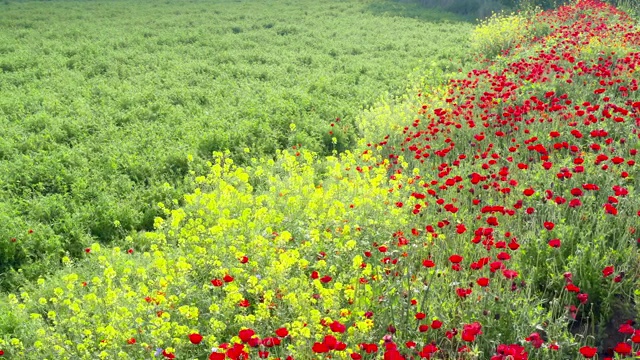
<box><xmin>1</xmin><ymin>0</ymin><xmax>640</xmax><ymax>359</ymax></box>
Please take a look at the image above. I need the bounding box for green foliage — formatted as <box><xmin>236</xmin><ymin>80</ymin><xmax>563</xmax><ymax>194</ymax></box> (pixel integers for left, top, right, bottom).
<box><xmin>470</xmin><ymin>8</ymin><xmax>551</xmax><ymax>59</ymax></box>
<box><xmin>504</xmin><ymin>0</ymin><xmax>571</xmax><ymax>10</ymax></box>
<box><xmin>427</xmin><ymin>0</ymin><xmax>506</xmax><ymax>18</ymax></box>
<box><xmin>366</xmin><ymin>0</ymin><xmax>472</xmax><ymax>22</ymax></box>
<box><xmin>471</xmin><ymin>10</ymin><xmax>530</xmax><ymax>58</ymax></box>
<box><xmin>605</xmin><ymin>0</ymin><xmax>640</xmax><ymax>18</ymax></box>
<box><xmin>0</xmin><ymin>0</ymin><xmax>473</xmax><ymax>290</ymax></box>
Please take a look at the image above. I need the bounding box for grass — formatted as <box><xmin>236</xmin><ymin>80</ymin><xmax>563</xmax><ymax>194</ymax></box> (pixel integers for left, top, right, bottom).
<box><xmin>0</xmin><ymin>0</ymin><xmax>473</xmax><ymax>290</ymax></box>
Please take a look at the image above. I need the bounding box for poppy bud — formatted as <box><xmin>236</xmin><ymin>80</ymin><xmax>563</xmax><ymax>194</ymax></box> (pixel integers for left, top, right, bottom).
<box><xmin>387</xmin><ymin>324</ymin><xmax>396</xmax><ymax>334</ymax></box>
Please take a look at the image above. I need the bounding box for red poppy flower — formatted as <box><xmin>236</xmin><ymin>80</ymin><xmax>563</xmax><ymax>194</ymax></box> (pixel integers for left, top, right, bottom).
<box><xmin>275</xmin><ymin>327</ymin><xmax>289</xmax><ymax>337</ymax></box>
<box><xmin>422</xmin><ymin>259</ymin><xmax>435</xmax><ymax>267</ymax></box>
<box><xmin>312</xmin><ymin>342</ymin><xmax>330</xmax><ymax>353</ymax></box>
<box><xmin>494</xmin><ymin>344</ymin><xmax>527</xmax><ymax>358</ymax></box>
<box><xmin>603</xmin><ymin>266</ymin><xmax>615</xmax><ymax>277</ymax></box>
<box><xmin>226</xmin><ymin>343</ymin><xmax>248</xmax><ymax>359</ymax></box>
<box><xmin>502</xmin><ymin>269</ymin><xmax>518</xmax><ymax>279</ymax></box>
<box><xmin>419</xmin><ymin>344</ymin><xmax>439</xmax><ymax>358</ymax></box>
<box><xmin>543</xmin><ymin>221</ymin><xmax>555</xmax><ymax>230</ymax></box>
<box><xmin>262</xmin><ymin>337</ymin><xmax>281</xmax><ymax>347</ymax></box>
<box><xmin>223</xmin><ymin>274</ymin><xmax>234</xmax><ymax>283</ymax></box>
<box><xmin>329</xmin><ymin>320</ymin><xmax>346</xmax><ymax>333</ymax></box>
<box><xmin>569</xmin><ymin>198</ymin><xmax>582</xmax><ymax>208</ymax></box>
<box><xmin>361</xmin><ymin>343</ymin><xmax>379</xmax><ymax>353</ymax></box>
<box><xmin>127</xmin><ymin>338</ymin><xmax>136</xmax><ymax>344</ymax></box>
<box><xmin>604</xmin><ymin>203</ymin><xmax>618</xmax><ymax>215</ymax></box>
<box><xmin>565</xmin><ymin>284</ymin><xmax>580</xmax><ymax>293</ymax></box>
<box><xmin>577</xmin><ymin>293</ymin><xmax>588</xmax><ymax>304</ymax></box>
<box><xmin>619</xmin><ymin>323</ymin><xmax>635</xmax><ymax>334</ymax></box>
<box><xmin>476</xmin><ymin>277</ymin><xmax>490</xmax><ymax>287</ymax></box>
<box><xmin>579</xmin><ymin>346</ymin><xmax>597</xmax><ymax>358</ymax></box>
<box><xmin>209</xmin><ymin>352</ymin><xmax>225</xmax><ymax>360</ymax></box>
<box><xmin>320</xmin><ymin>275</ymin><xmax>333</xmax><ymax>283</ymax></box>
<box><xmin>449</xmin><ymin>254</ymin><xmax>463</xmax><ymax>263</ymax></box>
<box><xmin>614</xmin><ymin>342</ymin><xmax>632</xmax><ymax>355</ymax></box>
<box><xmin>189</xmin><ymin>333</ymin><xmax>203</xmax><ymax>345</ymax></box>
<box><xmin>431</xmin><ymin>320</ymin><xmax>443</xmax><ymax>329</ymax></box>
<box><xmin>456</xmin><ymin>287</ymin><xmax>472</xmax><ymax>298</ymax></box>
<box><xmin>525</xmin><ymin>332</ymin><xmax>544</xmax><ymax>348</ymax></box>
<box><xmin>248</xmin><ymin>337</ymin><xmax>261</xmax><ymax>348</ymax></box>
<box><xmin>548</xmin><ymin>239</ymin><xmax>561</xmax><ymax>248</ymax></box>
<box><xmin>239</xmin><ymin>329</ymin><xmax>255</xmax><ymax>343</ymax></box>
<box><xmin>461</xmin><ymin>322</ymin><xmax>482</xmax><ymax>342</ymax></box>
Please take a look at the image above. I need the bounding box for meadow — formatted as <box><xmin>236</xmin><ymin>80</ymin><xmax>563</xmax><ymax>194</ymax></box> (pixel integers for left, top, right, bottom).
<box><xmin>0</xmin><ymin>0</ymin><xmax>473</xmax><ymax>290</ymax></box>
<box><xmin>1</xmin><ymin>0</ymin><xmax>640</xmax><ymax>359</ymax></box>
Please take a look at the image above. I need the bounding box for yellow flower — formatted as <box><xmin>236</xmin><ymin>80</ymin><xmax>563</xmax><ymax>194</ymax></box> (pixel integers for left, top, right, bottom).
<box><xmin>53</xmin><ymin>344</ymin><xmax>66</xmax><ymax>355</ymax></box>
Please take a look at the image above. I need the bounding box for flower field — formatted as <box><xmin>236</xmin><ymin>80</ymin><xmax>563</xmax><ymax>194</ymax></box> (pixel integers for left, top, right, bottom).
<box><xmin>0</xmin><ymin>0</ymin><xmax>472</xmax><ymax>291</ymax></box>
<box><xmin>1</xmin><ymin>0</ymin><xmax>640</xmax><ymax>359</ymax></box>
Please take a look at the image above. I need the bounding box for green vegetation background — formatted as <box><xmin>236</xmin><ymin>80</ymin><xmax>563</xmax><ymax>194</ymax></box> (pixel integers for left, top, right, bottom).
<box><xmin>0</xmin><ymin>0</ymin><xmax>473</xmax><ymax>290</ymax></box>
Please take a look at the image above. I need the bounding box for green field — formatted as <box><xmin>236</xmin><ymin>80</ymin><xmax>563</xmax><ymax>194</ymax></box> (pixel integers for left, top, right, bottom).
<box><xmin>0</xmin><ymin>0</ymin><xmax>473</xmax><ymax>289</ymax></box>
